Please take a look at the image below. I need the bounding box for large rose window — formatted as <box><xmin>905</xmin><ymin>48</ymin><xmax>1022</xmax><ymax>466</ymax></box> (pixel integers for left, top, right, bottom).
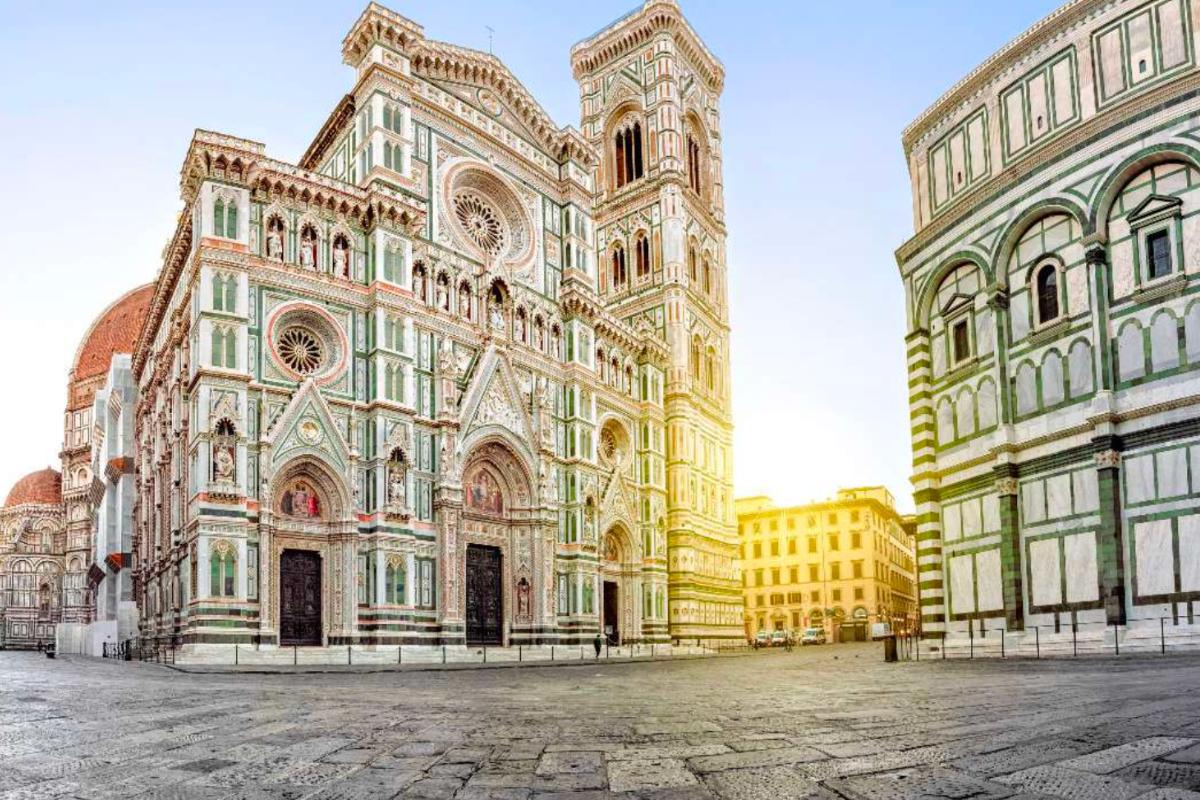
<box><xmin>453</xmin><ymin>190</ymin><xmax>506</xmax><ymax>256</ymax></box>
<box><xmin>266</xmin><ymin>303</ymin><xmax>347</xmax><ymax>384</ymax></box>
<box><xmin>442</xmin><ymin>162</ymin><xmax>534</xmax><ymax>268</ymax></box>
<box><xmin>277</xmin><ymin>327</ymin><xmax>324</xmax><ymax>375</ymax></box>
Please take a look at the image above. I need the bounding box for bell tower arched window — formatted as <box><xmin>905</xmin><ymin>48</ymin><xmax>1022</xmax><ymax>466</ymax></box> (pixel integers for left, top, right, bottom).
<box><xmin>613</xmin><ymin>120</ymin><xmax>644</xmax><ymax>189</ymax></box>
<box><xmin>635</xmin><ymin>233</ymin><xmax>650</xmax><ymax>280</ymax></box>
<box><xmin>611</xmin><ymin>245</ymin><xmax>627</xmax><ymax>290</ymax></box>
<box><xmin>1035</xmin><ymin>263</ymin><xmax>1060</xmax><ymax>324</ymax></box>
<box><xmin>687</xmin><ymin>135</ymin><xmax>703</xmax><ymax>195</ymax></box>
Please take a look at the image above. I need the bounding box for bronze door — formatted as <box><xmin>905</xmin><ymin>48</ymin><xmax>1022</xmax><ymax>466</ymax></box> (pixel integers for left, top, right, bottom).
<box><xmin>279</xmin><ymin>550</ymin><xmax>322</xmax><ymax>646</ymax></box>
<box><xmin>603</xmin><ymin>581</ymin><xmax>620</xmax><ymax>644</ymax></box>
<box><xmin>465</xmin><ymin>545</ymin><xmax>502</xmax><ymax>645</ymax></box>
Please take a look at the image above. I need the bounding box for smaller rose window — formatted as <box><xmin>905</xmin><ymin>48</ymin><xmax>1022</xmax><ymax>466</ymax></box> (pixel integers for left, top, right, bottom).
<box><xmin>453</xmin><ymin>190</ymin><xmax>507</xmax><ymax>256</ymax></box>
<box><xmin>277</xmin><ymin>327</ymin><xmax>324</xmax><ymax>375</ymax></box>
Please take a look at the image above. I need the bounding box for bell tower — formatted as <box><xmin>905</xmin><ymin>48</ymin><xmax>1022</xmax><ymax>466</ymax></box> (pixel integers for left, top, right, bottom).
<box><xmin>571</xmin><ymin>0</ymin><xmax>739</xmax><ymax>642</ymax></box>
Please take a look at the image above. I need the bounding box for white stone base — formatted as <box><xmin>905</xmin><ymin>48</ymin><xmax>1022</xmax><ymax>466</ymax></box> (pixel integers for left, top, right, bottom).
<box><xmin>172</xmin><ymin>642</ymin><xmax>710</xmax><ymax>667</ymax></box>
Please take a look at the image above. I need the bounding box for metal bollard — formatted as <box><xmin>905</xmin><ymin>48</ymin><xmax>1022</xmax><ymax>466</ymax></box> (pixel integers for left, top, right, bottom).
<box><xmin>483</xmin><ymin>646</ymin><xmax>487</xmax><ymax>664</ymax></box>
<box><xmin>1035</xmin><ymin>626</ymin><xmax>1040</xmax><ymax>659</ymax></box>
<box><xmin>551</xmin><ymin>645</ymin><xmax>555</xmax><ymax>661</ymax></box>
<box><xmin>235</xmin><ymin>644</ymin><xmax>239</xmax><ymax>666</ymax></box>
<box><xmin>442</xmin><ymin>645</ymin><xmax>446</xmax><ymax>664</ymax></box>
<box><xmin>1114</xmin><ymin>623</ymin><xmax>1120</xmax><ymax>656</ymax></box>
<box><xmin>1072</xmin><ymin>622</ymin><xmax>1077</xmax><ymax>657</ymax></box>
<box><xmin>294</xmin><ymin>644</ymin><xmax>298</xmax><ymax>665</ymax></box>
<box><xmin>519</xmin><ymin>645</ymin><xmax>522</xmax><ymax>662</ymax></box>
<box><xmin>1161</xmin><ymin>617</ymin><xmax>1167</xmax><ymax>655</ymax></box>
<box><xmin>348</xmin><ymin>645</ymin><xmax>352</xmax><ymax>665</ymax></box>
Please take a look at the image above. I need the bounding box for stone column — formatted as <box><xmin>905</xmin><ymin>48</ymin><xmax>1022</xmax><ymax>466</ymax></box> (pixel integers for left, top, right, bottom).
<box><xmin>258</xmin><ymin>524</ymin><xmax>275</xmax><ymax>644</ymax></box>
<box><xmin>906</xmin><ymin>327</ymin><xmax>945</xmax><ymax>638</ymax></box>
<box><xmin>994</xmin><ymin>470</ymin><xmax>1024</xmax><ymax>630</ymax></box>
<box><xmin>1094</xmin><ymin>446</ymin><xmax>1127</xmax><ymax>625</ymax></box>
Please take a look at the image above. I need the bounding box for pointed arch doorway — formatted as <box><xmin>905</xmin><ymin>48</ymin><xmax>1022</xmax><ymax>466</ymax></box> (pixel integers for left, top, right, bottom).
<box><xmin>601</xmin><ymin>525</ymin><xmax>637</xmax><ymax>645</ymax></box>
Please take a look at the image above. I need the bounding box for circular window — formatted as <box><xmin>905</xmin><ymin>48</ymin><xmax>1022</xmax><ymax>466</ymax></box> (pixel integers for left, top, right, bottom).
<box><xmin>277</xmin><ymin>327</ymin><xmax>324</xmax><ymax>375</ymax></box>
<box><xmin>453</xmin><ymin>190</ymin><xmax>506</xmax><ymax>256</ymax></box>
<box><xmin>266</xmin><ymin>303</ymin><xmax>347</xmax><ymax>384</ymax></box>
<box><xmin>598</xmin><ymin>419</ymin><xmax>630</xmax><ymax>467</ymax></box>
<box><xmin>442</xmin><ymin>161</ymin><xmax>535</xmax><ymax>269</ymax></box>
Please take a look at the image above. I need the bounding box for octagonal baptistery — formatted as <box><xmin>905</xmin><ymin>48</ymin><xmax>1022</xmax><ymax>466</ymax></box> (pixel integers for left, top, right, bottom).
<box><xmin>130</xmin><ymin>0</ymin><xmax>741</xmax><ymax>657</ymax></box>
<box><xmin>898</xmin><ymin>0</ymin><xmax>1200</xmax><ymax>645</ymax></box>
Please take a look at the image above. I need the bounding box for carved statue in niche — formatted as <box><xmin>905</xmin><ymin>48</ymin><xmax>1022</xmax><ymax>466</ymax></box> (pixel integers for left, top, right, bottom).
<box><xmin>333</xmin><ymin>237</ymin><xmax>350</xmax><ymax>278</ymax></box>
<box><xmin>266</xmin><ymin>217</ymin><xmax>284</xmax><ymax>262</ymax></box>
<box><xmin>299</xmin><ymin>226</ymin><xmax>317</xmax><ymax>270</ymax></box>
<box><xmin>490</xmin><ymin>302</ymin><xmax>505</xmax><ymax>331</ymax></box>
<box><xmin>437</xmin><ymin>338</ymin><xmax>459</xmax><ymax>412</ymax></box>
<box><xmin>534</xmin><ymin>320</ymin><xmax>544</xmax><ymax>350</ymax></box>
<box><xmin>415</xmin><ymin>268</ymin><xmax>427</xmax><ymax>302</ymax></box>
<box><xmin>458</xmin><ymin>286</ymin><xmax>471</xmax><ymax>319</ymax></box>
<box><xmin>516</xmin><ymin>576</ymin><xmax>531</xmax><ymax>619</ymax></box>
<box><xmin>387</xmin><ymin>448</ymin><xmax>408</xmax><ymax>515</ymax></box>
<box><xmin>515</xmin><ymin>312</ymin><xmax>526</xmax><ymax>342</ymax></box>
<box><xmin>213</xmin><ymin>445</ymin><xmax>235</xmax><ymax>482</ymax></box>
<box><xmin>436</xmin><ymin>277</ymin><xmax>449</xmax><ymax>311</ymax></box>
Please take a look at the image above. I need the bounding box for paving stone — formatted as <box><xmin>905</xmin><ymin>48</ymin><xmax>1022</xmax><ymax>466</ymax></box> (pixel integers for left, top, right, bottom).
<box><xmin>950</xmin><ymin>739</ymin><xmax>1095</xmax><ymax>777</ymax></box>
<box><xmin>1167</xmin><ymin>745</ymin><xmax>1200</xmax><ymax>764</ymax></box>
<box><xmin>700</xmin><ymin>765</ymin><xmax>820</xmax><ymax>799</ymax></box>
<box><xmin>688</xmin><ymin>746</ymin><xmax>826</xmax><ymax>773</ymax></box>
<box><xmin>607</xmin><ymin>757</ymin><xmax>700</xmax><ymax>792</ymax></box>
<box><xmin>996</xmin><ymin>765</ymin><xmax>1152</xmax><ymax>799</ymax></box>
<box><xmin>535</xmin><ymin>751</ymin><xmax>603</xmax><ymax>775</ymax></box>
<box><xmin>825</xmin><ymin>767</ymin><xmax>1015</xmax><ymax>800</ymax></box>
<box><xmin>399</xmin><ymin>776</ymin><xmax>463</xmax><ymax>798</ymax></box>
<box><xmin>1115</xmin><ymin>759</ymin><xmax>1200</xmax><ymax>790</ymax></box>
<box><xmin>1057</xmin><ymin>737</ymin><xmax>1197</xmax><ymax>774</ymax></box>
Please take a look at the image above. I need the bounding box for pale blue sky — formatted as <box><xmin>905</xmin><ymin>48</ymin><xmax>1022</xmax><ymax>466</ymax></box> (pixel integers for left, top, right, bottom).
<box><xmin>0</xmin><ymin>0</ymin><xmax>1060</xmax><ymax>510</ymax></box>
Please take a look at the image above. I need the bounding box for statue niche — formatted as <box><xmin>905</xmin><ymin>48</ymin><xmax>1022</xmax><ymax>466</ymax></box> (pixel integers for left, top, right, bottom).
<box><xmin>386</xmin><ymin>447</ymin><xmax>409</xmax><ymax>519</ymax></box>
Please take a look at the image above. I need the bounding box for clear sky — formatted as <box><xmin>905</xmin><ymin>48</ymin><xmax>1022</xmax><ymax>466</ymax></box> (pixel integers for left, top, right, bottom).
<box><xmin>0</xmin><ymin>0</ymin><xmax>1061</xmax><ymax>511</ymax></box>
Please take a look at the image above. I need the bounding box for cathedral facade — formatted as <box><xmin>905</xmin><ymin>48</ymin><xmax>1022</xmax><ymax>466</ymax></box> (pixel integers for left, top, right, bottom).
<box><xmin>899</xmin><ymin>0</ymin><xmax>1200</xmax><ymax>643</ymax></box>
<box><xmin>131</xmin><ymin>0</ymin><xmax>739</xmax><ymax>652</ymax></box>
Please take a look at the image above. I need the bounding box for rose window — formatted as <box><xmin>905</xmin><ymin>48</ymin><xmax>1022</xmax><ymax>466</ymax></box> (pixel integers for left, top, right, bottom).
<box><xmin>453</xmin><ymin>190</ymin><xmax>507</xmax><ymax>256</ymax></box>
<box><xmin>277</xmin><ymin>327</ymin><xmax>324</xmax><ymax>375</ymax></box>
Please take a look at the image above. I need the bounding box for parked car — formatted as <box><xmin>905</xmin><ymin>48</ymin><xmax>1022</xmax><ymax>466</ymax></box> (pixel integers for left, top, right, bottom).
<box><xmin>801</xmin><ymin>627</ymin><xmax>827</xmax><ymax>646</ymax></box>
<box><xmin>753</xmin><ymin>630</ymin><xmax>771</xmax><ymax>648</ymax></box>
<box><xmin>770</xmin><ymin>630</ymin><xmax>788</xmax><ymax>647</ymax></box>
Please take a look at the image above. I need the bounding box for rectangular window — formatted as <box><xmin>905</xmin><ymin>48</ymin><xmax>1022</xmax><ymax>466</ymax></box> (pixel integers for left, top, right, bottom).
<box><xmin>752</xmin><ymin>542</ymin><xmax>762</xmax><ymax>558</ymax></box>
<box><xmin>830</xmin><ymin>562</ymin><xmax>841</xmax><ymax>580</ymax></box>
<box><xmin>247</xmin><ymin>545</ymin><xmax>258</xmax><ymax>600</ymax></box>
<box><xmin>1146</xmin><ymin>230</ymin><xmax>1172</xmax><ymax>280</ymax></box>
<box><xmin>810</xmin><ymin>590</ymin><xmax>820</xmax><ymax>602</ymax></box>
<box><xmin>850</xmin><ymin>510</ymin><xmax>860</xmax><ymax>523</ymax></box>
<box><xmin>787</xmin><ymin>539</ymin><xmax>797</xmax><ymax>555</ymax></box>
<box><xmin>770</xmin><ymin>540</ymin><xmax>779</xmax><ymax>557</ymax></box>
<box><xmin>832</xmin><ymin>588</ymin><xmax>842</xmax><ymax>602</ymax></box>
<box><xmin>807</xmin><ymin>537</ymin><xmax>817</xmax><ymax>553</ymax></box>
<box><xmin>952</xmin><ymin>318</ymin><xmax>971</xmax><ymax>363</ymax></box>
<box><xmin>771</xmin><ymin>568</ymin><xmax>780</xmax><ymax>585</ymax></box>
<box><xmin>754</xmin><ymin>568</ymin><xmax>764</xmax><ymax>586</ymax></box>
<box><xmin>852</xmin><ymin>560</ymin><xmax>863</xmax><ymax>579</ymax></box>
<box><xmin>789</xmin><ymin>566</ymin><xmax>799</xmax><ymax>583</ymax></box>
<box><xmin>829</xmin><ymin>534</ymin><xmax>840</xmax><ymax>551</ymax></box>
<box><xmin>854</xmin><ymin>587</ymin><xmax>864</xmax><ymax>601</ymax></box>
<box><xmin>808</xmin><ymin>564</ymin><xmax>819</xmax><ymax>582</ymax></box>
<box><xmin>851</xmin><ymin>532</ymin><xmax>862</xmax><ymax>549</ymax></box>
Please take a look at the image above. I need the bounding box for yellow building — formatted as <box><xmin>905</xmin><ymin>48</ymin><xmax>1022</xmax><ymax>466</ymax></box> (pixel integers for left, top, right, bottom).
<box><xmin>735</xmin><ymin>488</ymin><xmax>918</xmax><ymax>642</ymax></box>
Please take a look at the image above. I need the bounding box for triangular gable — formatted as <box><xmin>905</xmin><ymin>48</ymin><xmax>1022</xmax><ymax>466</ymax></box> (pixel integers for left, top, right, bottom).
<box><xmin>458</xmin><ymin>346</ymin><xmax>535</xmax><ymax>445</ymax></box>
<box><xmin>1127</xmin><ymin>193</ymin><xmax>1182</xmax><ymax>222</ymax></box>
<box><xmin>599</xmin><ymin>468</ymin><xmax>638</xmax><ymax>535</ymax></box>
<box><xmin>264</xmin><ymin>379</ymin><xmax>352</xmax><ymax>473</ymax></box>
<box><xmin>603</xmin><ymin>72</ymin><xmax>643</xmax><ymax>117</ymax></box>
<box><xmin>426</xmin><ymin>78</ymin><xmax>545</xmax><ymax>148</ymax></box>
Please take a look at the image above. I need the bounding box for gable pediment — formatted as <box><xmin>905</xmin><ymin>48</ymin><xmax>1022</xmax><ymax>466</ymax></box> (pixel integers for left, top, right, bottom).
<box><xmin>599</xmin><ymin>468</ymin><xmax>638</xmax><ymax>534</ymax></box>
<box><xmin>1127</xmin><ymin>193</ymin><xmax>1183</xmax><ymax>223</ymax></box>
<box><xmin>264</xmin><ymin>379</ymin><xmax>351</xmax><ymax>473</ymax></box>
<box><xmin>459</xmin><ymin>346</ymin><xmax>534</xmax><ymax>444</ymax></box>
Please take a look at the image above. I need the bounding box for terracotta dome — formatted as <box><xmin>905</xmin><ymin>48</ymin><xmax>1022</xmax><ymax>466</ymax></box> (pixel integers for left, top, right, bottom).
<box><xmin>72</xmin><ymin>284</ymin><xmax>155</xmax><ymax>382</ymax></box>
<box><xmin>4</xmin><ymin>468</ymin><xmax>62</xmax><ymax>508</ymax></box>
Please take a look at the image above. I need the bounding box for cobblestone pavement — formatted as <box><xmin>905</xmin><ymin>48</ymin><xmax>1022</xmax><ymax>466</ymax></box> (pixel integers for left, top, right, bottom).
<box><xmin>4</xmin><ymin>645</ymin><xmax>1200</xmax><ymax>799</ymax></box>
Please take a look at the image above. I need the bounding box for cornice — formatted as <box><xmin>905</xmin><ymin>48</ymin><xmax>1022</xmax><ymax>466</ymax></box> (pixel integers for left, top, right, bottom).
<box><xmin>901</xmin><ymin>0</ymin><xmax>1104</xmax><ymax>153</ymax></box>
<box><xmin>299</xmin><ymin>94</ymin><xmax>357</xmax><ymax>172</ymax></box>
<box><xmin>570</xmin><ymin>0</ymin><xmax>724</xmax><ymax>94</ymax></box>
<box><xmin>896</xmin><ymin>72</ymin><xmax>1200</xmax><ymax>266</ymax></box>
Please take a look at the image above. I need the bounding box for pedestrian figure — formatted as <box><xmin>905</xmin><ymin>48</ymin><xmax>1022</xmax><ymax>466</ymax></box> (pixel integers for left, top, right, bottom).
<box><xmin>593</xmin><ymin>632</ymin><xmax>602</xmax><ymax>659</ymax></box>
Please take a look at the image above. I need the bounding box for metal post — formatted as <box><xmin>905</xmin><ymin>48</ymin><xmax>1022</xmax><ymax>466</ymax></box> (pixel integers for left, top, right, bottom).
<box><xmin>294</xmin><ymin>644</ymin><xmax>298</xmax><ymax>665</ymax></box>
<box><xmin>969</xmin><ymin>625</ymin><xmax>974</xmax><ymax>659</ymax></box>
<box><xmin>942</xmin><ymin>636</ymin><xmax>946</xmax><ymax>659</ymax></box>
<box><xmin>482</xmin><ymin>646</ymin><xmax>486</xmax><ymax>664</ymax></box>
<box><xmin>348</xmin><ymin>645</ymin><xmax>352</xmax><ymax>665</ymax></box>
<box><xmin>551</xmin><ymin>645</ymin><xmax>555</xmax><ymax>661</ymax></box>
<box><xmin>519</xmin><ymin>645</ymin><xmax>522</xmax><ymax>662</ymax></box>
<box><xmin>235</xmin><ymin>644</ymin><xmax>239</xmax><ymax>666</ymax></box>
<box><xmin>1034</xmin><ymin>625</ymin><xmax>1040</xmax><ymax>659</ymax></box>
<box><xmin>1072</xmin><ymin>622</ymin><xmax>1077</xmax><ymax>657</ymax></box>
<box><xmin>1001</xmin><ymin>630</ymin><xmax>1005</xmax><ymax>659</ymax></box>
<box><xmin>399</xmin><ymin>645</ymin><xmax>402</xmax><ymax>664</ymax></box>
<box><xmin>1114</xmin><ymin>623</ymin><xmax>1119</xmax><ymax>656</ymax></box>
<box><xmin>606</xmin><ymin>642</ymin><xmax>609</xmax><ymax>660</ymax></box>
<box><xmin>1161</xmin><ymin>617</ymin><xmax>1166</xmax><ymax>655</ymax></box>
<box><xmin>442</xmin><ymin>645</ymin><xmax>446</xmax><ymax>664</ymax></box>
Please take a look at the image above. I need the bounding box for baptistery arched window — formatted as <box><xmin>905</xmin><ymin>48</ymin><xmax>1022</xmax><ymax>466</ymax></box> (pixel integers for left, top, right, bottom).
<box><xmin>1035</xmin><ymin>263</ymin><xmax>1060</xmax><ymax>325</ymax></box>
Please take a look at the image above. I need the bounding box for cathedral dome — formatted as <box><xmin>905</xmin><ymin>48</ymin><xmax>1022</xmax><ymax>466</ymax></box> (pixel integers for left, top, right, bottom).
<box><xmin>72</xmin><ymin>284</ymin><xmax>154</xmax><ymax>381</ymax></box>
<box><xmin>4</xmin><ymin>468</ymin><xmax>62</xmax><ymax>508</ymax></box>
<box><xmin>68</xmin><ymin>283</ymin><xmax>154</xmax><ymax>410</ymax></box>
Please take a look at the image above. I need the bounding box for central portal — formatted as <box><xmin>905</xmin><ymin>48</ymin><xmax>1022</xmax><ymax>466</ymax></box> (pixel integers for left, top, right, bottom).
<box><xmin>465</xmin><ymin>544</ymin><xmax>503</xmax><ymax>645</ymax></box>
<box><xmin>603</xmin><ymin>580</ymin><xmax>620</xmax><ymax>644</ymax></box>
<box><xmin>279</xmin><ymin>549</ymin><xmax>322</xmax><ymax>646</ymax></box>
